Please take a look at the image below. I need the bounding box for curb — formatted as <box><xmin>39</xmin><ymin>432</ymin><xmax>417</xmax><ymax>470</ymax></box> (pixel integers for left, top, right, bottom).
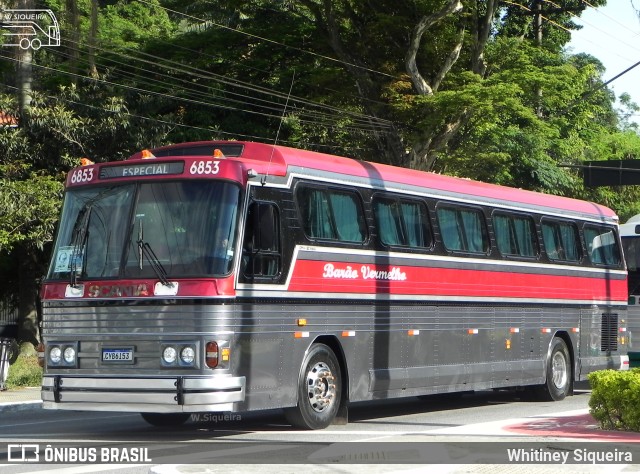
<box><xmin>0</xmin><ymin>400</ymin><xmax>42</xmax><ymax>413</ymax></box>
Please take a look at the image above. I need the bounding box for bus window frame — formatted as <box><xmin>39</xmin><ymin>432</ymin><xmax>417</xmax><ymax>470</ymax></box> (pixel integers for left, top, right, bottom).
<box><xmin>294</xmin><ymin>182</ymin><xmax>369</xmax><ymax>246</ymax></box>
<box><xmin>490</xmin><ymin>209</ymin><xmax>540</xmax><ymax>261</ymax></box>
<box><xmin>240</xmin><ymin>200</ymin><xmax>283</xmax><ymax>282</ymax></box>
<box><xmin>540</xmin><ymin>218</ymin><xmax>583</xmax><ymax>265</ymax></box>
<box><xmin>371</xmin><ymin>193</ymin><xmax>433</xmax><ymax>252</ymax></box>
<box><xmin>435</xmin><ymin>201</ymin><xmax>491</xmax><ymax>257</ymax></box>
<box><xmin>583</xmin><ymin>223</ymin><xmax>623</xmax><ymax>269</ymax></box>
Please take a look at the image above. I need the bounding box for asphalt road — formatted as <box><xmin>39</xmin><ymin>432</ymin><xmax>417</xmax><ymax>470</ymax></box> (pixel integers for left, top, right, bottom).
<box><xmin>0</xmin><ymin>382</ymin><xmax>614</xmax><ymax>474</ymax></box>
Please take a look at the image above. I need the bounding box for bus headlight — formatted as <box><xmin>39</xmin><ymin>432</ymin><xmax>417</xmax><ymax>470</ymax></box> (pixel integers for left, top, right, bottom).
<box><xmin>161</xmin><ymin>342</ymin><xmax>198</xmax><ymax>367</ymax></box>
<box><xmin>47</xmin><ymin>342</ymin><xmax>79</xmax><ymax>367</ymax></box>
<box><xmin>63</xmin><ymin>346</ymin><xmax>76</xmax><ymax>364</ymax></box>
<box><xmin>162</xmin><ymin>346</ymin><xmax>177</xmax><ymax>364</ymax></box>
<box><xmin>180</xmin><ymin>346</ymin><xmax>195</xmax><ymax>365</ymax></box>
<box><xmin>49</xmin><ymin>346</ymin><xmax>62</xmax><ymax>365</ymax></box>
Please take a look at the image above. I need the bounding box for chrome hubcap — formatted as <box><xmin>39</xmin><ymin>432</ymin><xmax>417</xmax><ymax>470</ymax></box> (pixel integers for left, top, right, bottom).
<box><xmin>306</xmin><ymin>362</ymin><xmax>336</xmax><ymax>413</ymax></box>
<box><xmin>551</xmin><ymin>351</ymin><xmax>567</xmax><ymax>390</ymax></box>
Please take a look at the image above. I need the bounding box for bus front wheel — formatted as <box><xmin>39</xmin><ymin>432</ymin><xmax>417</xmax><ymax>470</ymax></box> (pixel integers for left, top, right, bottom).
<box><xmin>535</xmin><ymin>337</ymin><xmax>571</xmax><ymax>401</ymax></box>
<box><xmin>140</xmin><ymin>412</ymin><xmax>190</xmax><ymax>427</ymax></box>
<box><xmin>285</xmin><ymin>343</ymin><xmax>342</xmax><ymax>430</ymax></box>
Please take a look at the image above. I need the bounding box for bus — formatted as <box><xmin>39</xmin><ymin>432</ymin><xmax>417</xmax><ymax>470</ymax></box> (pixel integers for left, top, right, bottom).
<box><xmin>620</xmin><ymin>216</ymin><xmax>640</xmax><ymax>358</ymax></box>
<box><xmin>40</xmin><ymin>141</ymin><xmax>629</xmax><ymax>429</ymax></box>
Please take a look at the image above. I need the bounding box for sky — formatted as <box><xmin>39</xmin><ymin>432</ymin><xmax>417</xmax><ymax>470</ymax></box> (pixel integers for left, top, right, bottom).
<box><xmin>568</xmin><ymin>1</ymin><xmax>640</xmax><ymax>109</ymax></box>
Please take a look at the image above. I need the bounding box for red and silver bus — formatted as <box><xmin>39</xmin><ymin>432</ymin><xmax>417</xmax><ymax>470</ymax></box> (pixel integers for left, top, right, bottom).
<box><xmin>41</xmin><ymin>141</ymin><xmax>629</xmax><ymax>429</ymax></box>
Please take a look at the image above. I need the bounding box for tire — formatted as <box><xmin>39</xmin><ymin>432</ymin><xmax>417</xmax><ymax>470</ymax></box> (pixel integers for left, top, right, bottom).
<box><xmin>284</xmin><ymin>343</ymin><xmax>342</xmax><ymax>430</ymax></box>
<box><xmin>535</xmin><ymin>337</ymin><xmax>572</xmax><ymax>401</ymax></box>
<box><xmin>140</xmin><ymin>412</ymin><xmax>190</xmax><ymax>427</ymax></box>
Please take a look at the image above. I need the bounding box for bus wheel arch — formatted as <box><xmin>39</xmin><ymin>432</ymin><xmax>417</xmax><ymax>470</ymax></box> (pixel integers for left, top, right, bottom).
<box><xmin>536</xmin><ymin>333</ymin><xmax>574</xmax><ymax>401</ymax></box>
<box><xmin>284</xmin><ymin>337</ymin><xmax>347</xmax><ymax>429</ymax></box>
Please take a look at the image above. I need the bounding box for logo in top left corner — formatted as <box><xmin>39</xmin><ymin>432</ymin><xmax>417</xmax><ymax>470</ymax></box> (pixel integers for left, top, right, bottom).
<box><xmin>7</xmin><ymin>444</ymin><xmax>40</xmax><ymax>463</ymax></box>
<box><xmin>0</xmin><ymin>9</ymin><xmax>60</xmax><ymax>50</ymax></box>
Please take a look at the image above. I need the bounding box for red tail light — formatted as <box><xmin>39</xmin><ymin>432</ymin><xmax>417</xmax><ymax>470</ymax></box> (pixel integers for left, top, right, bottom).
<box><xmin>205</xmin><ymin>341</ymin><xmax>219</xmax><ymax>368</ymax></box>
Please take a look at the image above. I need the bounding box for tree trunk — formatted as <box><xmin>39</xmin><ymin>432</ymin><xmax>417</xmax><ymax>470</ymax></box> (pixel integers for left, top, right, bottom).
<box><xmin>66</xmin><ymin>0</ymin><xmax>80</xmax><ymax>84</ymax></box>
<box><xmin>16</xmin><ymin>0</ymin><xmax>34</xmax><ymax>117</ymax></box>
<box><xmin>88</xmin><ymin>0</ymin><xmax>99</xmax><ymax>78</ymax></box>
<box><xmin>16</xmin><ymin>244</ymin><xmax>41</xmax><ymax>347</ymax></box>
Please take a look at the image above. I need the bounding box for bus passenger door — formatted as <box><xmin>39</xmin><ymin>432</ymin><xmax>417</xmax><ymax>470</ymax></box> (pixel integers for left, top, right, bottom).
<box><xmin>236</xmin><ymin>201</ymin><xmax>288</xmax><ymax>410</ymax></box>
<box><xmin>240</xmin><ymin>201</ymin><xmax>281</xmax><ymax>281</ymax></box>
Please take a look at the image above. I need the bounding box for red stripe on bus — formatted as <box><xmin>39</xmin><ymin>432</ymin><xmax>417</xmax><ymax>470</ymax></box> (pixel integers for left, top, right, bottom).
<box><xmin>286</xmin><ymin>260</ymin><xmax>628</xmax><ymax>301</ymax></box>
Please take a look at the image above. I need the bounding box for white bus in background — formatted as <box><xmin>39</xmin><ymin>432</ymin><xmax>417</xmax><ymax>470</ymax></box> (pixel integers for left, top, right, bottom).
<box><xmin>620</xmin><ymin>215</ymin><xmax>640</xmax><ymax>358</ymax></box>
<box><xmin>0</xmin><ymin>9</ymin><xmax>60</xmax><ymax>50</ymax></box>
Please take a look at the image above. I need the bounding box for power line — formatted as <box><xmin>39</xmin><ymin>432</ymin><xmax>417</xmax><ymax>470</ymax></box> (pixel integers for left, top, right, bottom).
<box><xmin>47</xmin><ymin>42</ymin><xmax>391</xmax><ymax>132</ymax></box>
<box><xmin>1</xmin><ymin>50</ymin><xmax>391</xmax><ymax>140</ymax></box>
<box><xmin>0</xmin><ymin>77</ymin><xmax>385</xmax><ymax>151</ymax></box>
<box><xmin>49</xmin><ymin>33</ymin><xmax>395</xmax><ymax>131</ymax></box>
<box><xmin>136</xmin><ymin>0</ymin><xmax>395</xmax><ymax>79</ymax></box>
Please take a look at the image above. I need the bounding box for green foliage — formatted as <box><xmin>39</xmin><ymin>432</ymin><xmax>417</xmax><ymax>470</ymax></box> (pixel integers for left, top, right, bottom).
<box><xmin>6</xmin><ymin>353</ymin><xmax>42</xmax><ymax>389</ymax></box>
<box><xmin>0</xmin><ymin>166</ymin><xmax>63</xmax><ymax>253</ymax></box>
<box><xmin>5</xmin><ymin>343</ymin><xmax>41</xmax><ymax>389</ymax></box>
<box><xmin>588</xmin><ymin>369</ymin><xmax>640</xmax><ymax>432</ymax></box>
<box><xmin>101</xmin><ymin>0</ymin><xmax>176</xmax><ymax>51</ymax></box>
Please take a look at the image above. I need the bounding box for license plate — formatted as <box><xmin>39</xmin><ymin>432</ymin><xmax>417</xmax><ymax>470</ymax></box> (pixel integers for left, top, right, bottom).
<box><xmin>102</xmin><ymin>348</ymin><xmax>134</xmax><ymax>363</ymax></box>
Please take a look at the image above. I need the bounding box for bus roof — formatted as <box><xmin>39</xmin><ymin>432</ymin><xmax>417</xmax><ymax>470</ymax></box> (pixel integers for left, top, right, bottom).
<box><xmin>142</xmin><ymin>140</ymin><xmax>616</xmax><ymax>221</ymax></box>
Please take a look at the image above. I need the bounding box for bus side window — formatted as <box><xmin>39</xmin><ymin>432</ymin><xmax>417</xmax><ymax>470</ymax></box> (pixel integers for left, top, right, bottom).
<box><xmin>541</xmin><ymin>219</ymin><xmax>581</xmax><ymax>263</ymax></box>
<box><xmin>241</xmin><ymin>202</ymin><xmax>281</xmax><ymax>280</ymax></box>
<box><xmin>584</xmin><ymin>225</ymin><xmax>621</xmax><ymax>266</ymax></box>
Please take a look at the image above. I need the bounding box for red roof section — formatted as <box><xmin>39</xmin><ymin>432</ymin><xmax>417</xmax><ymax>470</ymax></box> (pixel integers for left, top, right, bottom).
<box><xmin>149</xmin><ymin>141</ymin><xmax>616</xmax><ymax>220</ymax></box>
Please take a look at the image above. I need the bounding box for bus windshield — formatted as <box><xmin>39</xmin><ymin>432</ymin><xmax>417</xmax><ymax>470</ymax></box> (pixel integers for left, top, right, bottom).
<box><xmin>48</xmin><ymin>181</ymin><xmax>241</xmax><ymax>280</ymax></box>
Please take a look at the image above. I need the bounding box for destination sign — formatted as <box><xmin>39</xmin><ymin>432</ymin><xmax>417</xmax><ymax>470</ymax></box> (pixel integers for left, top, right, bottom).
<box><xmin>99</xmin><ymin>161</ymin><xmax>184</xmax><ymax>179</ymax></box>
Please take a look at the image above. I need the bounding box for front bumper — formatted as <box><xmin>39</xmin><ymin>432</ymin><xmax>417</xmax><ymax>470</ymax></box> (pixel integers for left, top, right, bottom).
<box><xmin>41</xmin><ymin>375</ymin><xmax>245</xmax><ymax>413</ymax></box>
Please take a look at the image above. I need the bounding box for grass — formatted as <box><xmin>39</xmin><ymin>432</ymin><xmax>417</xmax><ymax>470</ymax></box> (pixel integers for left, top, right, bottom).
<box><xmin>5</xmin><ymin>352</ymin><xmax>42</xmax><ymax>389</ymax></box>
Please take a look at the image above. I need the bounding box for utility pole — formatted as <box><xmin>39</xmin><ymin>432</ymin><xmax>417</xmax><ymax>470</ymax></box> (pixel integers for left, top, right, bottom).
<box><xmin>534</xmin><ymin>0</ymin><xmax>543</xmax><ymax>117</ymax></box>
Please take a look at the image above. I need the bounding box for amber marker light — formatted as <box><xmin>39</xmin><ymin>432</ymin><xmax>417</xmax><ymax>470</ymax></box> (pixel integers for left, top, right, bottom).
<box><xmin>140</xmin><ymin>149</ymin><xmax>156</xmax><ymax>159</ymax></box>
<box><xmin>213</xmin><ymin>149</ymin><xmax>226</xmax><ymax>159</ymax></box>
<box><xmin>80</xmin><ymin>158</ymin><xmax>94</xmax><ymax>166</ymax></box>
<box><xmin>221</xmin><ymin>348</ymin><xmax>230</xmax><ymax>362</ymax></box>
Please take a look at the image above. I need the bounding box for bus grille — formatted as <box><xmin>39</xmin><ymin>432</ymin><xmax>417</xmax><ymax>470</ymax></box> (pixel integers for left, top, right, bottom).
<box><xmin>601</xmin><ymin>313</ymin><xmax>618</xmax><ymax>352</ymax></box>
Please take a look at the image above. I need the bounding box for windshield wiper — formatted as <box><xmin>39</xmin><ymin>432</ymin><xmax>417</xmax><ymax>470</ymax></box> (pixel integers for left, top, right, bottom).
<box><xmin>136</xmin><ymin>218</ymin><xmax>170</xmax><ymax>286</ymax></box>
<box><xmin>69</xmin><ymin>205</ymin><xmax>92</xmax><ymax>287</ymax></box>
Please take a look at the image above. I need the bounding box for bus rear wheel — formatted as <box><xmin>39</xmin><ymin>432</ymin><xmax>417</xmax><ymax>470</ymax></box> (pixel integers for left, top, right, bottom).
<box><xmin>141</xmin><ymin>412</ymin><xmax>190</xmax><ymax>427</ymax></box>
<box><xmin>535</xmin><ymin>337</ymin><xmax>571</xmax><ymax>401</ymax></box>
<box><xmin>284</xmin><ymin>343</ymin><xmax>342</xmax><ymax>430</ymax></box>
